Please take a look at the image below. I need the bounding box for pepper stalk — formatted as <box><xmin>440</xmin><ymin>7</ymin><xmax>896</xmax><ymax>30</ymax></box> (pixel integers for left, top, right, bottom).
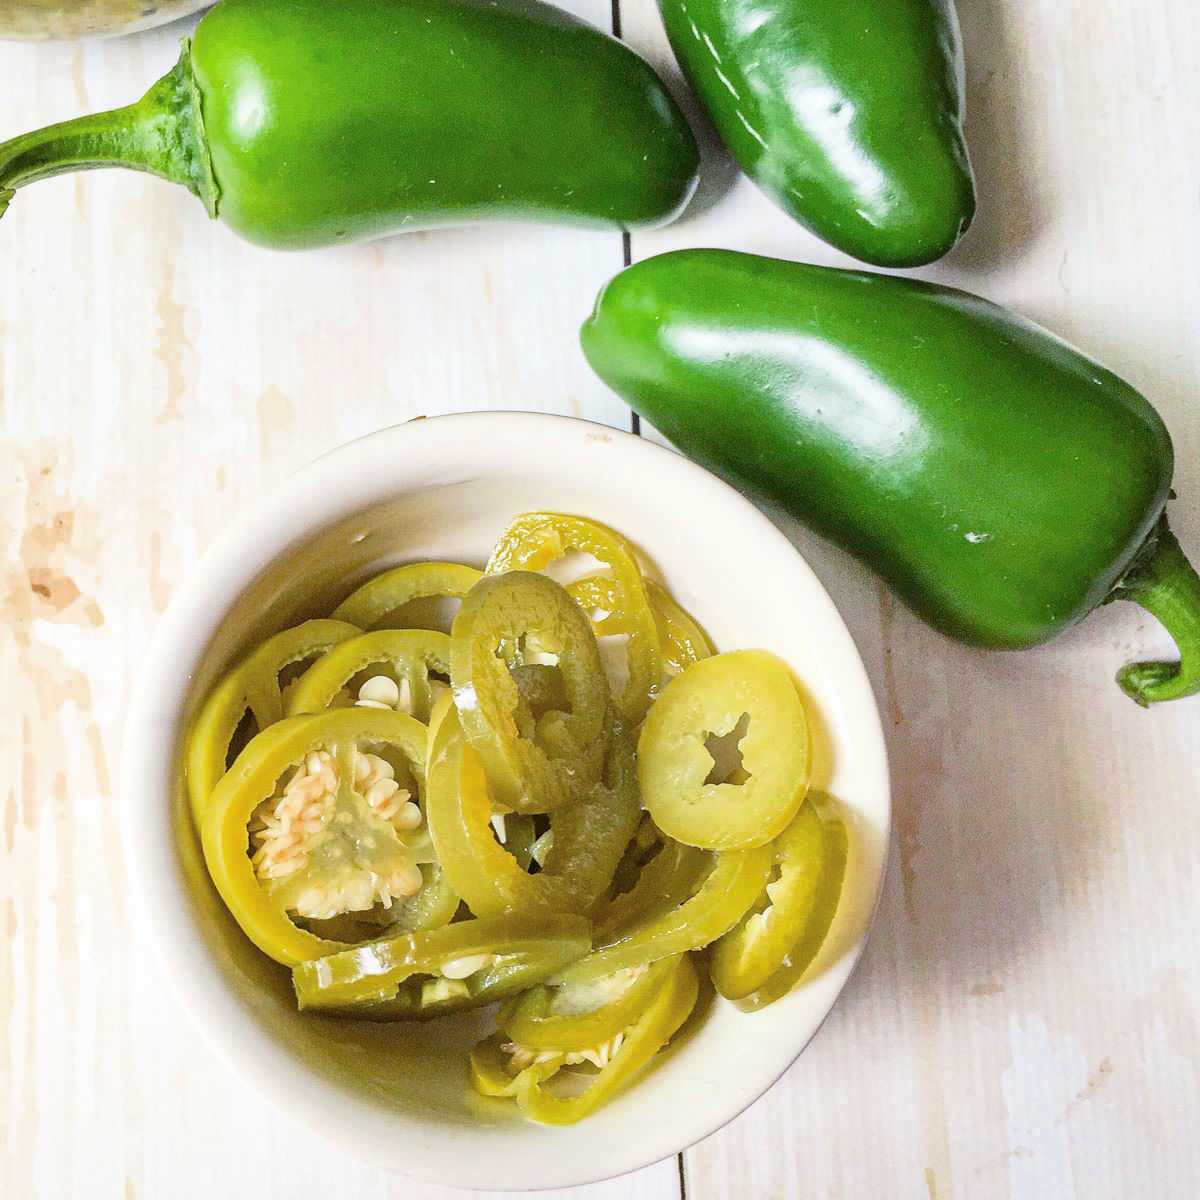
<box><xmin>0</xmin><ymin>41</ymin><xmax>217</xmax><ymax>220</ymax></box>
<box><xmin>1113</xmin><ymin>515</ymin><xmax>1200</xmax><ymax>704</ymax></box>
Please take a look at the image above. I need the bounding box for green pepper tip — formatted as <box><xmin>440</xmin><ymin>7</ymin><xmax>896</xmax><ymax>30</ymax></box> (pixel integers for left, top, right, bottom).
<box><xmin>1115</xmin><ymin>664</ymin><xmax>1160</xmax><ymax>708</ymax></box>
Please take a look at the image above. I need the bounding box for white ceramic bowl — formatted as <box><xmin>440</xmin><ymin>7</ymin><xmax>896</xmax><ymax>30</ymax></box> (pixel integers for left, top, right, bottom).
<box><xmin>120</xmin><ymin>412</ymin><xmax>890</xmax><ymax>1191</ymax></box>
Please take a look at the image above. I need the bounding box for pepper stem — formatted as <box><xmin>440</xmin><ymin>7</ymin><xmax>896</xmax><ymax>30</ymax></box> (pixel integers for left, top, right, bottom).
<box><xmin>1113</xmin><ymin>517</ymin><xmax>1200</xmax><ymax>705</ymax></box>
<box><xmin>0</xmin><ymin>39</ymin><xmax>217</xmax><ymax>220</ymax></box>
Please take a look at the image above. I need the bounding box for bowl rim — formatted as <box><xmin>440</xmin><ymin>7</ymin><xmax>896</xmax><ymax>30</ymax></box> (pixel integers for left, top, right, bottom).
<box><xmin>119</xmin><ymin>410</ymin><xmax>891</xmax><ymax>1190</ymax></box>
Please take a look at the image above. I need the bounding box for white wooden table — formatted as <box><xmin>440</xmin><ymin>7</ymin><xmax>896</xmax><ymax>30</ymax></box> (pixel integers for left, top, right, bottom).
<box><xmin>2</xmin><ymin>2</ymin><xmax>1199</xmax><ymax>1196</ymax></box>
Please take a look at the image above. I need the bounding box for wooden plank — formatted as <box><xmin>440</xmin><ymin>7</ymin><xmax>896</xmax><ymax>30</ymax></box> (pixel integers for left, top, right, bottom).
<box><xmin>618</xmin><ymin>0</ymin><xmax>1200</xmax><ymax>1196</ymax></box>
<box><xmin>4</xmin><ymin>0</ymin><xmax>1200</xmax><ymax>1194</ymax></box>
<box><xmin>0</xmin><ymin>9</ymin><xmax>675</xmax><ymax>1199</ymax></box>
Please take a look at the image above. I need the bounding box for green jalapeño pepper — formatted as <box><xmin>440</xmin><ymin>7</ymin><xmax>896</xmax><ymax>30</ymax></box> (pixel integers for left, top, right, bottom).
<box><xmin>285</xmin><ymin>629</ymin><xmax>451</xmax><ymax>723</ymax></box>
<box><xmin>488</xmin><ymin>513</ymin><xmax>663</xmax><ymax>725</ymax></box>
<box><xmin>331</xmin><ymin>562</ymin><xmax>482</xmax><ymax>631</ymax></box>
<box><xmin>450</xmin><ymin>571</ymin><xmax>609</xmax><ymax>811</ymax></box>
<box><xmin>606</xmin><ymin>812</ymin><xmax>672</xmax><ymax>899</ymax></box>
<box><xmin>185</xmin><ymin>618</ymin><xmax>361</xmax><ymax>825</ymax></box>
<box><xmin>582</xmin><ymin>250</ymin><xmax>1200</xmax><ymax>705</ymax></box>
<box><xmin>0</xmin><ymin>0</ymin><xmax>699</xmax><ymax>247</ymax></box>
<box><xmin>551</xmin><ymin>843</ymin><xmax>771</xmax><ymax>988</ymax></box>
<box><xmin>637</xmin><ymin>650</ymin><xmax>811</xmax><ymax>851</ymax></box>
<box><xmin>499</xmin><ymin>955</ymin><xmax>681</xmax><ymax>1052</ymax></box>
<box><xmin>642</xmin><ymin>580</ymin><xmax>713</xmax><ymax>677</ymax></box>
<box><xmin>656</xmin><ymin>0</ymin><xmax>974</xmax><ymax>266</ymax></box>
<box><xmin>380</xmin><ymin>862</ymin><xmax>460</xmax><ymax>936</ymax></box>
<box><xmin>596</xmin><ymin>836</ymin><xmax>713</xmax><ymax>938</ymax></box>
<box><xmin>710</xmin><ymin>791</ymin><xmax>847</xmax><ymax>1005</ymax></box>
<box><xmin>471</xmin><ymin>953</ymin><xmax>699</xmax><ymax>1125</ymax></box>
<box><xmin>201</xmin><ymin>708</ymin><xmax>433</xmax><ymax>965</ymax></box>
<box><xmin>469</xmin><ymin>1034</ymin><xmax>563</xmax><ymax>1098</ymax></box>
<box><xmin>735</xmin><ymin>794</ymin><xmax>846</xmax><ymax>1011</ymax></box>
<box><xmin>425</xmin><ymin>703</ymin><xmax>640</xmax><ymax>918</ymax></box>
<box><xmin>567</xmin><ymin>571</ymin><xmax>711</xmax><ymax>693</ymax></box>
<box><xmin>292</xmin><ymin>914</ymin><xmax>591</xmax><ymax>1015</ymax></box>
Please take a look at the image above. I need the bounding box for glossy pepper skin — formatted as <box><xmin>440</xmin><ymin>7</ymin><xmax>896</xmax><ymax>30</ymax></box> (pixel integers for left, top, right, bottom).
<box><xmin>0</xmin><ymin>0</ymin><xmax>699</xmax><ymax>248</ymax></box>
<box><xmin>581</xmin><ymin>250</ymin><xmax>1200</xmax><ymax>704</ymax></box>
<box><xmin>657</xmin><ymin>0</ymin><xmax>974</xmax><ymax>267</ymax></box>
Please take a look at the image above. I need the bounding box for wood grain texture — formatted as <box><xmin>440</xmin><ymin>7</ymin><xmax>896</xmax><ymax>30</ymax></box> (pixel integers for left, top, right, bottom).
<box><xmin>0</xmin><ymin>8</ymin><xmax>663</xmax><ymax>1199</ymax></box>
<box><xmin>620</xmin><ymin>0</ymin><xmax>1200</xmax><ymax>1197</ymax></box>
<box><xmin>1</xmin><ymin>0</ymin><xmax>1199</xmax><ymax>1197</ymax></box>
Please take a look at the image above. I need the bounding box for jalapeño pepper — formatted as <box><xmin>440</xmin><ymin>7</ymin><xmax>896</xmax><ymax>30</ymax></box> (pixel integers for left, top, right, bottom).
<box><xmin>600</xmin><ymin>830</ymin><xmax>711</xmax><ymax>932</ymax></box>
<box><xmin>0</xmin><ymin>0</ymin><xmax>699</xmax><ymax>247</ymax></box>
<box><xmin>642</xmin><ymin>580</ymin><xmax>714</xmax><ymax>677</ymax></box>
<box><xmin>637</xmin><ymin>650</ymin><xmax>811</xmax><ymax>851</ymax></box>
<box><xmin>499</xmin><ymin>956</ymin><xmax>680</xmax><ymax>1051</ymax></box>
<box><xmin>582</xmin><ymin>250</ymin><xmax>1200</xmax><ymax>705</ymax></box>
<box><xmin>201</xmin><ymin>708</ymin><xmax>432</xmax><ymax>965</ymax></box>
<box><xmin>488</xmin><ymin>513</ymin><xmax>663</xmax><ymax>724</ymax></box>
<box><xmin>425</xmin><ymin>703</ymin><xmax>640</xmax><ymax>918</ymax></box>
<box><xmin>292</xmin><ymin>914</ymin><xmax>591</xmax><ymax>1015</ymax></box>
<box><xmin>331</xmin><ymin>562</ymin><xmax>482</xmax><ymax>631</ymax></box>
<box><xmin>483</xmin><ymin>953</ymin><xmax>700</xmax><ymax>1125</ymax></box>
<box><xmin>470</xmin><ymin>1034</ymin><xmax>563</xmax><ymax>1097</ymax></box>
<box><xmin>185</xmin><ymin>618</ymin><xmax>361</xmax><ymax>825</ymax></box>
<box><xmin>710</xmin><ymin>791</ymin><xmax>847</xmax><ymax>1004</ymax></box>
<box><xmin>285</xmin><ymin>628</ymin><xmax>451</xmax><ymax>723</ymax></box>
<box><xmin>550</xmin><ymin>843</ymin><xmax>771</xmax><ymax>988</ymax></box>
<box><xmin>566</xmin><ymin>571</ymin><xmax>713</xmax><ymax>691</ymax></box>
<box><xmin>450</xmin><ymin>571</ymin><xmax>609</xmax><ymax>811</ymax></box>
<box><xmin>381</xmin><ymin>862</ymin><xmax>460</xmax><ymax>937</ymax></box>
<box><xmin>656</xmin><ymin>0</ymin><xmax>975</xmax><ymax>266</ymax></box>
